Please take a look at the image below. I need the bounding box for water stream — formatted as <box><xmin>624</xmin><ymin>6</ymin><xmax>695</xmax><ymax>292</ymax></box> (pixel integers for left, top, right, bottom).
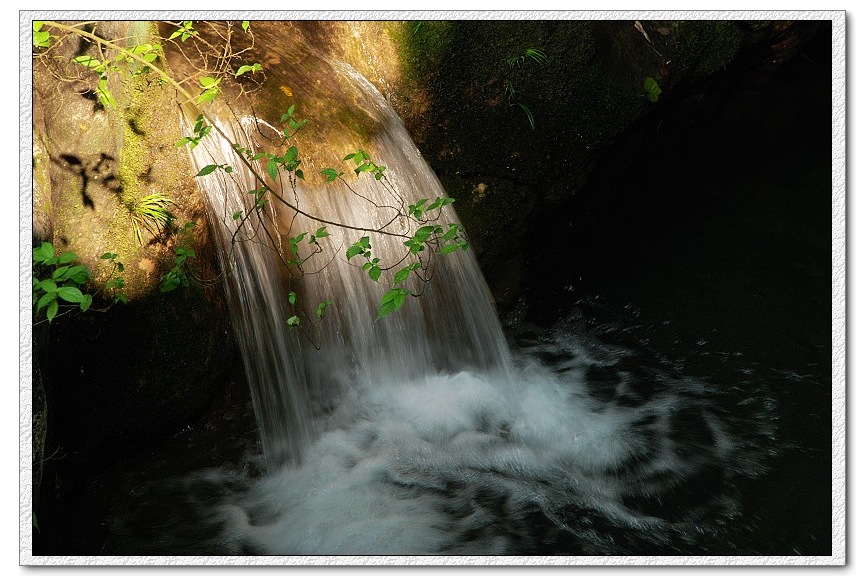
<box><xmin>155</xmin><ymin>59</ymin><xmax>784</xmax><ymax>555</ymax></box>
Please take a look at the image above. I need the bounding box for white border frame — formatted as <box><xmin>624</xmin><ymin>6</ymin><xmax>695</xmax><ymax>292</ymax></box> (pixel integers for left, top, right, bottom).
<box><xmin>18</xmin><ymin>9</ymin><xmax>847</xmax><ymax>567</ymax></box>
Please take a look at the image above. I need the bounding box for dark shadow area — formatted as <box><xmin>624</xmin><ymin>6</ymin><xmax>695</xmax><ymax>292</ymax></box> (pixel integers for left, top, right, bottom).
<box><xmin>516</xmin><ymin>25</ymin><xmax>833</xmax><ymax>555</ymax></box>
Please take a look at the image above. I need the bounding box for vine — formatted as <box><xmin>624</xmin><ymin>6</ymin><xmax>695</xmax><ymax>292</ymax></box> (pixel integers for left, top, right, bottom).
<box><xmin>33</xmin><ymin>20</ymin><xmax>472</xmax><ymax>333</ymax></box>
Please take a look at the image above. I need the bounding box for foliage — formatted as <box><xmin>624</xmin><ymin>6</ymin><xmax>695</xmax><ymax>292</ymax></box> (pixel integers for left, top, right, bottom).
<box><xmin>160</xmin><ymin>222</ymin><xmax>197</xmax><ymax>293</ymax></box>
<box><xmin>235</xmin><ymin>62</ymin><xmax>262</xmax><ymax>77</ymax></box>
<box><xmin>197</xmin><ymin>76</ymin><xmax>221</xmax><ymax>105</ymax></box>
<box><xmin>377</xmin><ymin>287</ymin><xmax>410</xmax><ymax>319</ymax></box>
<box><xmin>504</xmin><ymin>47</ymin><xmax>549</xmax><ymax>130</ymax></box>
<box><xmin>32</xmin><ymin>242</ymin><xmax>92</xmax><ymax>322</ymax></box>
<box><xmin>69</xmin><ymin>40</ymin><xmax>161</xmax><ymax>108</ymax></box>
<box><xmin>506</xmin><ymin>47</ymin><xmax>549</xmax><ymax>69</ymax></box>
<box><xmin>168</xmin><ymin>20</ymin><xmax>198</xmax><ymax>42</ymax></box>
<box><xmin>128</xmin><ymin>193</ymin><xmax>175</xmax><ymax>246</ymax></box>
<box><xmin>32</xmin><ymin>21</ymin><xmax>52</xmax><ymax>49</ymax></box>
<box><xmin>100</xmin><ymin>252</ymin><xmax>127</xmax><ymax>304</ymax></box>
<box><xmin>35</xmin><ymin>20</ymin><xmax>474</xmax><ymax>334</ymax></box>
<box><xmin>343</xmin><ymin>150</ymin><xmax>386</xmax><ymax>180</ymax></box>
<box><xmin>176</xmin><ymin>114</ymin><xmax>212</xmax><ymax>149</ymax></box>
<box><xmin>71</xmin><ymin>55</ymin><xmax>118</xmax><ymax>109</ymax></box>
<box><xmin>643</xmin><ymin>76</ymin><xmax>662</xmax><ymax>102</ymax></box>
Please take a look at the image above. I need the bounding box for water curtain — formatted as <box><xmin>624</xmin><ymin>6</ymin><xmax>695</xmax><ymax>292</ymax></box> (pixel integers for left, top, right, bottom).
<box><xmin>187</xmin><ymin>59</ymin><xmax>511</xmax><ymax>468</ymax></box>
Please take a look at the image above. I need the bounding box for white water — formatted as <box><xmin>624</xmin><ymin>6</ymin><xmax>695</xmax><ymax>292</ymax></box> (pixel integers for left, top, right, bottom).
<box><xmin>183</xmin><ymin>61</ymin><xmax>774</xmax><ymax>555</ymax></box>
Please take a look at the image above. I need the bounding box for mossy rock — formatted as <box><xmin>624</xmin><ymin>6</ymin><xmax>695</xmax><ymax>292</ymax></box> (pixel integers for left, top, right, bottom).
<box><xmin>374</xmin><ymin>20</ymin><xmax>750</xmax><ymax>273</ymax></box>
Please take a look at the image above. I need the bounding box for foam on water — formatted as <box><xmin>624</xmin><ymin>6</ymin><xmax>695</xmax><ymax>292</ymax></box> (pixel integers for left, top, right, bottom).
<box><xmin>176</xmin><ymin>59</ymin><xmax>776</xmax><ymax>555</ymax></box>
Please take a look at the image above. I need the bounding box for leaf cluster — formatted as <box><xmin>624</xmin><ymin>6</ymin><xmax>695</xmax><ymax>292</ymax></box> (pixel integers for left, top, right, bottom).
<box><xmin>129</xmin><ymin>193</ymin><xmax>175</xmax><ymax>246</ymax></box>
<box><xmin>160</xmin><ymin>222</ymin><xmax>197</xmax><ymax>293</ymax></box>
<box><xmin>100</xmin><ymin>252</ymin><xmax>127</xmax><ymax>304</ymax></box>
<box><xmin>32</xmin><ymin>242</ymin><xmax>92</xmax><ymax>322</ymax></box>
<box><xmin>343</xmin><ymin>150</ymin><xmax>386</xmax><ymax>180</ymax></box>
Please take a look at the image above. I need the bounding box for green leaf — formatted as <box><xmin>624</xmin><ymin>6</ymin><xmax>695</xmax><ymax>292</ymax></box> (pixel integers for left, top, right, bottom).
<box><xmin>197</xmin><ymin>87</ymin><xmax>219</xmax><ymax>105</ymax></box>
<box><xmin>266</xmin><ymin>158</ymin><xmax>279</xmax><ymax>180</ymax></box>
<box><xmin>46</xmin><ymin>299</ymin><xmax>58</xmax><ymax>322</ymax></box>
<box><xmin>368</xmin><ymin>265</ymin><xmax>382</xmax><ymax>282</ymax></box>
<box><xmin>524</xmin><ymin>48</ymin><xmax>549</xmax><ymax>65</ymax></box>
<box><xmin>175</xmin><ymin>137</ymin><xmax>192</xmax><ymax>147</ymax></box>
<box><xmin>233</xmin><ymin>210</ymin><xmax>242</xmax><ymax>221</ymax></box>
<box><xmin>33</xmin><ymin>241</ymin><xmax>55</xmax><ymax>263</ymax></box>
<box><xmin>377</xmin><ymin>288</ymin><xmax>410</xmax><ymax>319</ymax></box>
<box><xmin>643</xmin><ymin>76</ymin><xmax>661</xmax><ymax>103</ymax></box>
<box><xmin>36</xmin><ymin>292</ymin><xmax>56</xmax><ymax>310</ymax></box>
<box><xmin>517</xmin><ymin>103</ymin><xmax>535</xmax><ymax>130</ymax></box>
<box><xmin>95</xmin><ymin>77</ymin><xmax>116</xmax><ymax>109</ymax></box>
<box><xmin>57</xmin><ymin>251</ymin><xmax>78</xmax><ymax>264</ymax></box>
<box><xmin>354</xmin><ymin>162</ymin><xmax>374</xmax><ymax>175</ymax></box>
<box><xmin>346</xmin><ymin>236</ymin><xmax>371</xmax><ymax>260</ymax></box>
<box><xmin>65</xmin><ymin>265</ymin><xmax>91</xmax><ymax>284</ymax></box>
<box><xmin>394</xmin><ymin>263</ymin><xmax>421</xmax><ymax>284</ymax></box>
<box><xmin>100</xmin><ymin>252</ymin><xmax>116</xmax><ymax>260</ymax></box>
<box><xmin>80</xmin><ymin>294</ymin><xmax>93</xmax><ymax>312</ymax></box>
<box><xmin>439</xmin><ymin>243</ymin><xmax>463</xmax><ymax>255</ymax></box>
<box><xmin>315</xmin><ymin>300</ymin><xmax>333</xmax><ymax>318</ymax></box>
<box><xmin>57</xmin><ymin>286</ymin><xmax>84</xmax><ymax>303</ymax></box>
<box><xmin>33</xmin><ymin>30</ymin><xmax>51</xmax><ymax>48</ymax></box>
<box><xmin>39</xmin><ymin>280</ymin><xmax>58</xmax><ymax>294</ymax></box>
<box><xmin>235</xmin><ymin>63</ymin><xmax>262</xmax><ymax>77</ymax></box>
<box><xmin>51</xmin><ymin>266</ymin><xmax>69</xmax><ymax>281</ymax></box>
<box><xmin>242</xmin><ymin>20</ymin><xmax>250</xmax><ymax>32</ymax></box>
<box><xmin>295</xmin><ymin>169</ymin><xmax>304</xmax><ymax>180</ymax></box>
<box><xmin>428</xmin><ymin>197</ymin><xmax>456</xmax><ymax>211</ymax></box>
<box><xmin>286</xmin><ymin>315</ymin><xmax>301</xmax><ymax>328</ymax></box>
<box><xmin>288</xmin><ymin>118</ymin><xmax>308</xmax><ymax>131</ymax></box>
<box><xmin>288</xmin><ymin>291</ymin><xmax>297</xmax><ymax>306</ymax></box>
<box><xmin>72</xmin><ymin>55</ymin><xmax>101</xmax><ymax>69</ymax></box>
<box><xmin>315</xmin><ymin>226</ymin><xmax>329</xmax><ymax>239</ymax></box>
<box><xmin>288</xmin><ymin>232</ymin><xmax>307</xmax><ymax>257</ymax></box>
<box><xmin>196</xmin><ymin>164</ymin><xmax>218</xmax><ymax>177</ymax></box>
<box><xmin>413</xmin><ymin>225</ymin><xmax>436</xmax><ymax>243</ymax></box>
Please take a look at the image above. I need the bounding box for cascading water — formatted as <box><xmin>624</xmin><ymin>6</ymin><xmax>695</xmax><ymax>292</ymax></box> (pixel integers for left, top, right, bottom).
<box><xmin>190</xmin><ymin>60</ymin><xmax>512</xmax><ymax>468</ymax></box>
<box><xmin>167</xmin><ymin>55</ymin><xmax>779</xmax><ymax>555</ymax></box>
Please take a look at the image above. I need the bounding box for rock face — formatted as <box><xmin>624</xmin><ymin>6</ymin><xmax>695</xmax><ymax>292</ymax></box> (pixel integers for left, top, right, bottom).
<box><xmin>31</xmin><ymin>21</ymin><xmax>234</xmax><ymax>541</ymax></box>
<box><xmin>372</xmin><ymin>20</ymin><xmax>825</xmax><ymax>303</ymax></box>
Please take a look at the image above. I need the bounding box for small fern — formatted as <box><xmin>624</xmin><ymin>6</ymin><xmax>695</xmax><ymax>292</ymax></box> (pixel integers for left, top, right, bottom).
<box><xmin>129</xmin><ymin>193</ymin><xmax>175</xmax><ymax>246</ymax></box>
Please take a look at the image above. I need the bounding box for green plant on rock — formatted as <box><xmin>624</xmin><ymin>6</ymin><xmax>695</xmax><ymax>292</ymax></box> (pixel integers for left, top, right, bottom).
<box><xmin>503</xmin><ymin>47</ymin><xmax>549</xmax><ymax>130</ymax></box>
<box><xmin>160</xmin><ymin>222</ymin><xmax>197</xmax><ymax>293</ymax></box>
<box><xmin>128</xmin><ymin>193</ymin><xmax>175</xmax><ymax>246</ymax></box>
<box><xmin>36</xmin><ymin>20</ymin><xmax>474</xmax><ymax>332</ymax></box>
<box><xmin>32</xmin><ymin>242</ymin><xmax>92</xmax><ymax>323</ymax></box>
<box><xmin>100</xmin><ymin>252</ymin><xmax>127</xmax><ymax>304</ymax></box>
<box><xmin>31</xmin><ymin>21</ymin><xmax>54</xmax><ymax>49</ymax></box>
<box><xmin>643</xmin><ymin>76</ymin><xmax>662</xmax><ymax>103</ymax></box>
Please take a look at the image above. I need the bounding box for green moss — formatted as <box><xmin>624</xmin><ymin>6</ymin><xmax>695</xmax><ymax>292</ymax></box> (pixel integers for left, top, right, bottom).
<box><xmin>671</xmin><ymin>21</ymin><xmax>744</xmax><ymax>79</ymax></box>
<box><xmin>387</xmin><ymin>21</ymin><xmax>454</xmax><ymax>83</ymax></box>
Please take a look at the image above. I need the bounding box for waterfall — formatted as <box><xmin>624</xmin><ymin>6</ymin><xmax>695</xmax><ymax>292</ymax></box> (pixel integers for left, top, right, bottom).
<box><xmin>188</xmin><ymin>60</ymin><xmax>511</xmax><ymax>468</ymax></box>
<box><xmin>170</xmin><ymin>56</ymin><xmax>775</xmax><ymax>556</ymax></box>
